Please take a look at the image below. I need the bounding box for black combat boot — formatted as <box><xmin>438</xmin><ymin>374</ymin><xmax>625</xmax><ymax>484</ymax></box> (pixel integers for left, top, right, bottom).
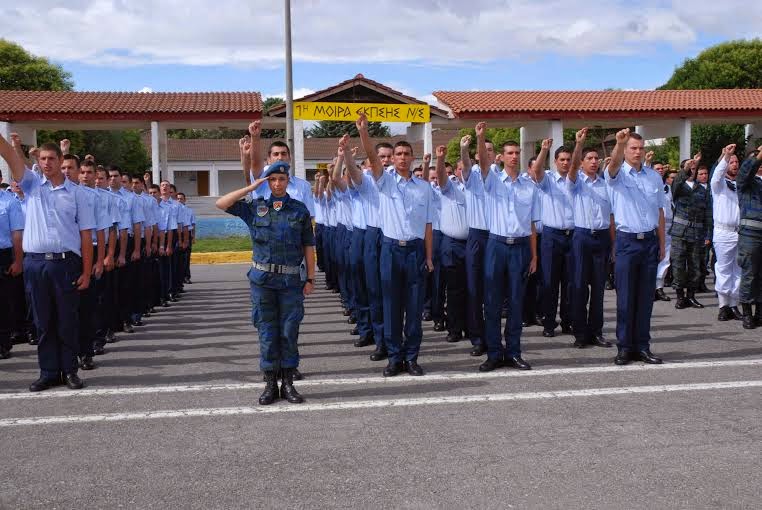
<box><xmin>755</xmin><ymin>303</ymin><xmax>762</xmax><ymax>327</ymax></box>
<box><xmin>717</xmin><ymin>306</ymin><xmax>733</xmax><ymax>322</ymax></box>
<box><xmin>674</xmin><ymin>289</ymin><xmax>690</xmax><ymax>309</ymax></box>
<box><xmin>686</xmin><ymin>289</ymin><xmax>704</xmax><ymax>308</ymax></box>
<box><xmin>280</xmin><ymin>368</ymin><xmax>304</xmax><ymax>404</ymax></box>
<box><xmin>258</xmin><ymin>370</ymin><xmax>278</xmax><ymax>405</ymax></box>
<box><xmin>741</xmin><ymin>303</ymin><xmax>756</xmax><ymax>330</ymax></box>
<box><xmin>654</xmin><ymin>288</ymin><xmax>671</xmax><ymax>302</ymax></box>
<box><xmin>730</xmin><ymin>306</ymin><xmax>743</xmax><ymax>320</ymax></box>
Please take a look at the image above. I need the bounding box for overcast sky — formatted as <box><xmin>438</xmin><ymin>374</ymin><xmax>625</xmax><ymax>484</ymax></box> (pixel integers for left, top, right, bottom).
<box><xmin>3</xmin><ymin>0</ymin><xmax>761</xmax><ymax>103</ymax></box>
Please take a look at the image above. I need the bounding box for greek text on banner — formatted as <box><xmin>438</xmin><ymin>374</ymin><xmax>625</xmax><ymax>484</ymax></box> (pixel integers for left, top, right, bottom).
<box><xmin>293</xmin><ymin>102</ymin><xmax>430</xmax><ymax>123</ymax></box>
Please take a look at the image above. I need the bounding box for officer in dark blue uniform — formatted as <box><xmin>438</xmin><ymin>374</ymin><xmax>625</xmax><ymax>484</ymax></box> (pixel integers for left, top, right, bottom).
<box><xmin>216</xmin><ymin>161</ymin><xmax>315</xmax><ymax>405</ymax></box>
<box><xmin>736</xmin><ymin>147</ymin><xmax>762</xmax><ymax>328</ymax></box>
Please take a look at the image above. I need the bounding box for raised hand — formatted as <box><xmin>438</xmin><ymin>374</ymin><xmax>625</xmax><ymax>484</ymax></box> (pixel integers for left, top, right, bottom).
<box><xmin>693</xmin><ymin>151</ymin><xmax>702</xmax><ymax>162</ymax></box>
<box><xmin>9</xmin><ymin>132</ymin><xmax>22</xmax><ymax>148</ymax></box>
<box><xmin>356</xmin><ymin>112</ymin><xmax>368</xmax><ymax>132</ymax></box>
<box><xmin>60</xmin><ymin>138</ymin><xmax>71</xmax><ymax>154</ymax></box>
<box><xmin>540</xmin><ymin>138</ymin><xmax>553</xmax><ymax>151</ymax></box>
<box><xmin>242</xmin><ymin>135</ymin><xmax>251</xmax><ymax>152</ymax></box>
<box><xmin>645</xmin><ymin>151</ymin><xmax>654</xmax><ymax>165</ymax></box>
<box><xmin>723</xmin><ymin>144</ymin><xmax>736</xmax><ymax>156</ymax></box>
<box><xmin>338</xmin><ymin>133</ymin><xmax>349</xmax><ymax>151</ymax></box>
<box><xmin>475</xmin><ymin>122</ymin><xmax>487</xmax><ymax>138</ymax></box>
<box><xmin>575</xmin><ymin>128</ymin><xmax>588</xmax><ymax>144</ymax></box>
<box><xmin>615</xmin><ymin>128</ymin><xmax>630</xmax><ymax>144</ymax></box>
<box><xmin>248</xmin><ymin>120</ymin><xmax>261</xmax><ymax>138</ymax></box>
<box><xmin>436</xmin><ymin>145</ymin><xmax>446</xmax><ymax>158</ymax></box>
<box><xmin>423</xmin><ymin>153</ymin><xmax>432</xmax><ymax>167</ymax></box>
<box><xmin>460</xmin><ymin>135</ymin><xmax>471</xmax><ymax>148</ymax></box>
<box><xmin>351</xmin><ymin>146</ymin><xmax>359</xmax><ymax>157</ymax></box>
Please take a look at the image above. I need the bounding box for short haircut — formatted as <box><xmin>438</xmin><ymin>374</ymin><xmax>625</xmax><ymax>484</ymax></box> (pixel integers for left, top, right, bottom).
<box><xmin>528</xmin><ymin>157</ymin><xmax>537</xmax><ymax>166</ymax></box>
<box><xmin>581</xmin><ymin>147</ymin><xmax>599</xmax><ymax>158</ymax></box>
<box><xmin>106</xmin><ymin>164</ymin><xmax>121</xmax><ymax>173</ymax></box>
<box><xmin>554</xmin><ymin>146</ymin><xmax>572</xmax><ymax>159</ymax></box>
<box><xmin>148</xmin><ymin>184</ymin><xmax>160</xmax><ymax>192</ymax></box>
<box><xmin>697</xmin><ymin>165</ymin><xmax>709</xmax><ymax>172</ymax></box>
<box><xmin>484</xmin><ymin>139</ymin><xmax>493</xmax><ymax>147</ymax></box>
<box><xmin>628</xmin><ymin>133</ymin><xmax>644</xmax><ymax>142</ymax></box>
<box><xmin>177</xmin><ymin>192</ymin><xmax>186</xmax><ymax>198</ymax></box>
<box><xmin>39</xmin><ymin>142</ymin><xmax>63</xmax><ymax>157</ymax></box>
<box><xmin>269</xmin><ymin>141</ymin><xmax>290</xmax><ymax>156</ymax></box>
<box><xmin>502</xmin><ymin>140</ymin><xmax>520</xmax><ymax>151</ymax></box>
<box><xmin>680</xmin><ymin>159</ymin><xmax>690</xmax><ymax>170</ymax></box>
<box><xmin>444</xmin><ymin>162</ymin><xmax>453</xmax><ymax>169</ymax></box>
<box><xmin>170</xmin><ymin>184</ymin><xmax>177</xmax><ymax>192</ymax></box>
<box><xmin>375</xmin><ymin>142</ymin><xmax>393</xmax><ymax>153</ymax></box>
<box><xmin>0</xmin><ymin>183</ymin><xmax>9</xmax><ymax>190</ymax></box>
<box><xmin>63</xmin><ymin>154</ymin><xmax>80</xmax><ymax>167</ymax></box>
<box><xmin>160</xmin><ymin>179</ymin><xmax>170</xmax><ymax>185</ymax></box>
<box><xmin>81</xmin><ymin>160</ymin><xmax>96</xmax><ymax>170</ymax></box>
<box><xmin>393</xmin><ymin>141</ymin><xmax>413</xmax><ymax>155</ymax></box>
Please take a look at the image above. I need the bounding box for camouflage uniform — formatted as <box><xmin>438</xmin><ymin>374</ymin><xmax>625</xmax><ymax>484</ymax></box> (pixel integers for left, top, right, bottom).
<box><xmin>669</xmin><ymin>169</ymin><xmax>712</xmax><ymax>291</ymax></box>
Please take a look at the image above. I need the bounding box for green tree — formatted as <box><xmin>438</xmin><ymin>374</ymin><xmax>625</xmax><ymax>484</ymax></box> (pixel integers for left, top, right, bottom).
<box><xmin>37</xmin><ymin>129</ymin><xmax>150</xmax><ymax>174</ymax></box>
<box><xmin>446</xmin><ymin>127</ymin><xmax>520</xmax><ymax>164</ymax></box>
<box><xmin>306</xmin><ymin>120</ymin><xmax>390</xmax><ymax>138</ymax></box>
<box><xmin>659</xmin><ymin>39</ymin><xmax>762</xmax><ymax>160</ymax></box>
<box><xmin>261</xmin><ymin>97</ymin><xmax>285</xmax><ymax>138</ymax></box>
<box><xmin>0</xmin><ymin>39</ymin><xmax>73</xmax><ymax>91</ymax></box>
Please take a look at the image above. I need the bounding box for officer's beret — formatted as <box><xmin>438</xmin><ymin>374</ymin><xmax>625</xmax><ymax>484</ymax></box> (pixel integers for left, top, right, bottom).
<box><xmin>264</xmin><ymin>161</ymin><xmax>290</xmax><ymax>177</ymax></box>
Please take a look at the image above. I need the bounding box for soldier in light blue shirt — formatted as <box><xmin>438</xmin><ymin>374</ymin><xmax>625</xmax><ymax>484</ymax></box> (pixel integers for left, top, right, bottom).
<box><xmin>475</xmin><ymin>122</ymin><xmax>538</xmax><ymax>372</ymax></box>
<box><xmin>358</xmin><ymin>113</ymin><xmax>433</xmax><ymax>377</ymax></box>
<box><xmin>605</xmin><ymin>129</ymin><xmax>667</xmax><ymax>365</ymax></box>
<box><xmin>529</xmin><ymin>141</ymin><xmax>575</xmax><ymax>338</ymax></box>
<box><xmin>330</xmin><ymin>155</ymin><xmax>355</xmax><ymax>319</ymax></box>
<box><xmin>0</xmin><ymin>185</ymin><xmax>24</xmax><ymax>359</ymax></box>
<box><xmin>158</xmin><ymin>182</ymin><xmax>179</xmax><ymax>305</ymax></box>
<box><xmin>96</xmin><ymin>166</ymin><xmax>122</xmax><ymax>343</ymax></box>
<box><xmin>177</xmin><ymin>192</ymin><xmax>195</xmax><ymax>286</ymax></box>
<box><xmin>423</xmin><ymin>157</ymin><xmax>446</xmax><ymax>332</ymax></box>
<box><xmin>0</xmin><ymin>135</ymin><xmax>95</xmax><ymax>391</ymax></box>
<box><xmin>566</xmin><ymin>128</ymin><xmax>615</xmax><ymax>351</ymax></box>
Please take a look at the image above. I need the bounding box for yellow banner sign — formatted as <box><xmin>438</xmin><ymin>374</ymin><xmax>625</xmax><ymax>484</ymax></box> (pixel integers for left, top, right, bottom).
<box><xmin>294</xmin><ymin>102</ymin><xmax>430</xmax><ymax>123</ymax></box>
<box><xmin>316</xmin><ymin>163</ymin><xmax>328</xmax><ymax>170</ymax></box>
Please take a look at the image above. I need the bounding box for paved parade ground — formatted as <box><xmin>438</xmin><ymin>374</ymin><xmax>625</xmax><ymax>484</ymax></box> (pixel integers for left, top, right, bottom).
<box><xmin>1</xmin><ymin>263</ymin><xmax>760</xmax><ymax>509</ymax></box>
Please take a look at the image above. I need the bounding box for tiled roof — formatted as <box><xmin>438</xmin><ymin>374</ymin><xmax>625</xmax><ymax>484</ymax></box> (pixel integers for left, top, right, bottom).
<box><xmin>0</xmin><ymin>91</ymin><xmax>262</xmax><ymax>120</ymax></box>
<box><xmin>160</xmin><ymin>129</ymin><xmax>459</xmax><ymax>162</ymax></box>
<box><xmin>433</xmin><ymin>89</ymin><xmax>762</xmax><ymax>116</ymax></box>
<box><xmin>268</xmin><ymin>74</ymin><xmax>448</xmax><ymax>117</ymax></box>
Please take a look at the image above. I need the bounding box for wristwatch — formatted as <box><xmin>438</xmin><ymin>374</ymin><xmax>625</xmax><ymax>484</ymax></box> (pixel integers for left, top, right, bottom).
<box><xmin>306</xmin><ymin>278</ymin><xmax>314</xmax><ymax>284</ymax></box>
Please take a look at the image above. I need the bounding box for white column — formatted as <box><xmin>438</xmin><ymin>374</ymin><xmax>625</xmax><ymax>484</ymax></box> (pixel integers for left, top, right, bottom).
<box><xmin>0</xmin><ymin>122</ymin><xmax>11</xmax><ymax>182</ymax></box>
<box><xmin>635</xmin><ymin>125</ymin><xmax>644</xmax><ymax>136</ymax></box>
<box><xmin>151</xmin><ymin>121</ymin><xmax>160</xmax><ymax>184</ymax></box>
<box><xmin>549</xmin><ymin>120</ymin><xmax>564</xmax><ymax>171</ymax></box>
<box><xmin>159</xmin><ymin>125</ymin><xmax>168</xmax><ymax>182</ymax></box>
<box><xmin>679</xmin><ymin>119</ymin><xmax>692</xmax><ymax>162</ymax></box>
<box><xmin>745</xmin><ymin>123</ymin><xmax>760</xmax><ymax>148</ymax></box>
<box><xmin>519</xmin><ymin>126</ymin><xmax>530</xmax><ymax>171</ymax></box>
<box><xmin>423</xmin><ymin>122</ymin><xmax>433</xmax><ymax>156</ymax></box>
<box><xmin>210</xmin><ymin>162</ymin><xmax>220</xmax><ymax>197</ymax></box>
<box><xmin>294</xmin><ymin>119</ymin><xmax>305</xmax><ymax>179</ymax></box>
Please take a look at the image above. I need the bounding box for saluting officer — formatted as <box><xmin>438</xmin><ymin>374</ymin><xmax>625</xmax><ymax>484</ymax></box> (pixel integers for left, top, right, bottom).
<box><xmin>736</xmin><ymin>146</ymin><xmax>762</xmax><ymax>328</ymax></box>
<box><xmin>605</xmin><ymin>129</ymin><xmax>666</xmax><ymax>365</ymax></box>
<box><xmin>216</xmin><ymin>161</ymin><xmax>315</xmax><ymax>405</ymax></box>
<box><xmin>670</xmin><ymin>153</ymin><xmax>711</xmax><ymax>310</ymax></box>
<box><xmin>0</xmin><ymin>134</ymin><xmax>95</xmax><ymax>391</ymax></box>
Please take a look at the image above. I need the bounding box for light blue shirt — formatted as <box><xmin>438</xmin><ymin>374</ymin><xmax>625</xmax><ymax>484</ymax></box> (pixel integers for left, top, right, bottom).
<box><xmin>116</xmin><ymin>187</ymin><xmax>145</xmax><ymax>235</ymax></box>
<box><xmin>374</xmin><ymin>169</ymin><xmax>432</xmax><ymax>241</ymax></box>
<box><xmin>439</xmin><ymin>177</ymin><xmax>469</xmax><ymax>240</ymax></box>
<box><xmin>97</xmin><ymin>187</ymin><xmax>120</xmax><ymax>229</ymax></box>
<box><xmin>357</xmin><ymin>171</ymin><xmax>381</xmax><ymax>229</ymax></box>
<box><xmin>251</xmin><ymin>169</ymin><xmax>316</xmax><ymax>217</ymax></box>
<box><xmin>483</xmin><ymin>170</ymin><xmax>539</xmax><ymax>238</ymax></box>
<box><xmin>314</xmin><ymin>195</ymin><xmax>324</xmax><ymax>224</ymax></box>
<box><xmin>349</xmin><ymin>187</ymin><xmax>367</xmax><ymax>230</ymax></box>
<box><xmin>464</xmin><ymin>165</ymin><xmax>489</xmax><ymax>231</ymax></box>
<box><xmin>605</xmin><ymin>162</ymin><xmax>665</xmax><ymax>233</ymax></box>
<box><xmin>0</xmin><ymin>191</ymin><xmax>24</xmax><ymax>249</ymax></box>
<box><xmin>187</xmin><ymin>206</ymin><xmax>196</xmax><ymax>230</ymax></box>
<box><xmin>324</xmin><ymin>193</ymin><xmax>338</xmax><ymax>227</ymax></box>
<box><xmin>19</xmin><ymin>169</ymin><xmax>96</xmax><ymax>255</ymax></box>
<box><xmin>80</xmin><ymin>185</ymin><xmax>110</xmax><ymax>243</ymax></box>
<box><xmin>158</xmin><ymin>198</ymin><xmax>178</xmax><ymax>231</ymax></box>
<box><xmin>333</xmin><ymin>189</ymin><xmax>353</xmax><ymax>231</ymax></box>
<box><xmin>176</xmin><ymin>202</ymin><xmax>191</xmax><ymax>229</ymax></box>
<box><xmin>568</xmin><ymin>172</ymin><xmax>611</xmax><ymax>230</ymax></box>
<box><xmin>430</xmin><ymin>183</ymin><xmax>442</xmax><ymax>231</ymax></box>
<box><xmin>139</xmin><ymin>192</ymin><xmax>157</xmax><ymax>227</ymax></box>
<box><xmin>537</xmin><ymin>170</ymin><xmax>575</xmax><ymax>230</ymax></box>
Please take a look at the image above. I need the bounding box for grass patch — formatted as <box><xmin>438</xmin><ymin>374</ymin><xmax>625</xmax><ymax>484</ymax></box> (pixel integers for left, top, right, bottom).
<box><xmin>193</xmin><ymin>236</ymin><xmax>251</xmax><ymax>253</ymax></box>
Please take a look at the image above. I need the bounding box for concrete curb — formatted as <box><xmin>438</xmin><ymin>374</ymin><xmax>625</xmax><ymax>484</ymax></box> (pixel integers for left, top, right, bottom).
<box><xmin>191</xmin><ymin>251</ymin><xmax>250</xmax><ymax>264</ymax></box>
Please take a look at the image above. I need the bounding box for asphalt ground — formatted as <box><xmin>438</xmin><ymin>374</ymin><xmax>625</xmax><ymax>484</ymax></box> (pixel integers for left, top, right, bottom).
<box><xmin>1</xmin><ymin>264</ymin><xmax>760</xmax><ymax>509</ymax></box>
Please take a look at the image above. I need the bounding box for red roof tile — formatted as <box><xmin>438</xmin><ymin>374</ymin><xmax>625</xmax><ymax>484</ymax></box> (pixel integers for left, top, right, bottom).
<box><xmin>433</xmin><ymin>90</ymin><xmax>762</xmax><ymax>117</ymax></box>
<box><xmin>0</xmin><ymin>91</ymin><xmax>262</xmax><ymax>121</ymax></box>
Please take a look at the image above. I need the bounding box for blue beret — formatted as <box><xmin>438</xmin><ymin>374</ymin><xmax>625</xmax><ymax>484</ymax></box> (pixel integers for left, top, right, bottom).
<box><xmin>264</xmin><ymin>161</ymin><xmax>290</xmax><ymax>177</ymax></box>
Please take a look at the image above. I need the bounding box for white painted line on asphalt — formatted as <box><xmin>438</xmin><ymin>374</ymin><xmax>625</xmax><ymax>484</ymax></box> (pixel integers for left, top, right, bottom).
<box><xmin>1</xmin><ymin>380</ymin><xmax>759</xmax><ymax>427</ymax></box>
<box><xmin>1</xmin><ymin>358</ymin><xmax>761</xmax><ymax>401</ymax></box>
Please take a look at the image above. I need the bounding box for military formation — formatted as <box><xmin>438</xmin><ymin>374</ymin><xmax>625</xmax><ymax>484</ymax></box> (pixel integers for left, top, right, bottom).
<box><xmin>0</xmin><ymin>134</ymin><xmax>196</xmax><ymax>391</ymax></box>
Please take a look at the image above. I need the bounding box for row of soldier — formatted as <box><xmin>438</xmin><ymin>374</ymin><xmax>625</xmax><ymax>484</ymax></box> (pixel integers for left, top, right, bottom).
<box><xmin>0</xmin><ymin>134</ymin><xmax>196</xmax><ymax>392</ymax></box>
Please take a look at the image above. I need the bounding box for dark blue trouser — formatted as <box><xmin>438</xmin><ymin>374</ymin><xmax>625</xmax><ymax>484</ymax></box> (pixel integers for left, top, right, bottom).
<box><xmin>315</xmin><ymin>223</ymin><xmax>325</xmax><ymax>272</ymax></box>
<box><xmin>737</xmin><ymin>234</ymin><xmax>762</xmax><ymax>304</ymax></box>
<box><xmin>0</xmin><ymin>249</ymin><xmax>13</xmax><ymax>351</ymax></box>
<box><xmin>335</xmin><ymin>224</ymin><xmax>353</xmax><ymax>310</ymax></box>
<box><xmin>614</xmin><ymin>231</ymin><xmax>659</xmax><ymax>351</ymax></box>
<box><xmin>24</xmin><ymin>253</ymin><xmax>82</xmax><ymax>379</ymax></box>
<box><xmin>465</xmin><ymin>228</ymin><xmax>488</xmax><ymax>347</ymax></box>
<box><xmin>571</xmin><ymin>228</ymin><xmax>611</xmax><ymax>341</ymax></box>
<box><xmin>249</xmin><ymin>269</ymin><xmax>304</xmax><ymax>371</ymax></box>
<box><xmin>380</xmin><ymin>237</ymin><xmax>425</xmax><ymax>363</ymax></box>
<box><xmin>523</xmin><ymin>232</ymin><xmax>543</xmax><ymax>322</ymax></box>
<box><xmin>441</xmin><ymin>235</ymin><xmax>467</xmax><ymax>337</ymax></box>
<box><xmin>541</xmin><ymin>227</ymin><xmax>573</xmax><ymax>331</ymax></box>
<box><xmin>94</xmin><ymin>267</ymin><xmax>115</xmax><ymax>347</ymax></box>
<box><xmin>484</xmin><ymin>235</ymin><xmax>530</xmax><ymax>360</ymax></box>
<box><xmin>158</xmin><ymin>254</ymin><xmax>172</xmax><ymax>301</ymax></box>
<box><xmin>323</xmin><ymin>226</ymin><xmax>336</xmax><ymax>289</ymax></box>
<box><xmin>79</xmin><ymin>277</ymin><xmax>96</xmax><ymax>358</ymax></box>
<box><xmin>424</xmin><ymin>230</ymin><xmax>446</xmax><ymax>321</ymax></box>
<box><xmin>364</xmin><ymin>226</ymin><xmax>384</xmax><ymax>350</ymax></box>
<box><xmin>350</xmin><ymin>228</ymin><xmax>371</xmax><ymax>337</ymax></box>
